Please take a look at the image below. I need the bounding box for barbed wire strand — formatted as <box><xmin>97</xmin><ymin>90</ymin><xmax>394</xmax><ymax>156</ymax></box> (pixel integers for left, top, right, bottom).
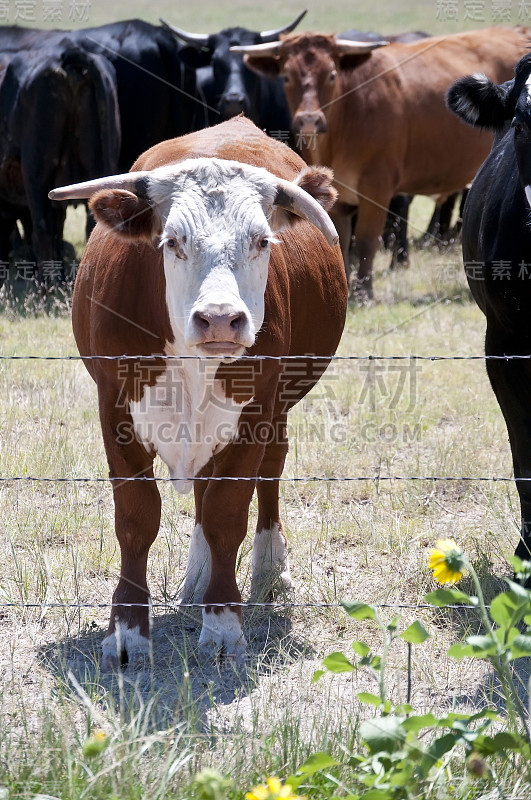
<box><xmin>1</xmin><ymin>354</ymin><xmax>531</xmax><ymax>361</ymax></box>
<box><xmin>0</xmin><ymin>601</ymin><xmax>480</xmax><ymax>611</ymax></box>
<box><xmin>0</xmin><ymin>475</ymin><xmax>524</xmax><ymax>482</ymax></box>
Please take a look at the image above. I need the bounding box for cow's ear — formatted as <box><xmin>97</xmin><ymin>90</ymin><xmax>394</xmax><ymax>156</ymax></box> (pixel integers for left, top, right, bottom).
<box><xmin>178</xmin><ymin>45</ymin><xmax>213</xmax><ymax>69</ymax></box>
<box><xmin>294</xmin><ymin>165</ymin><xmax>337</xmax><ymax>211</ymax></box>
<box><xmin>269</xmin><ymin>166</ymin><xmax>337</xmax><ymax>232</ymax></box>
<box><xmin>337</xmin><ymin>53</ymin><xmax>371</xmax><ymax>70</ymax></box>
<box><xmin>89</xmin><ymin>189</ymin><xmax>159</xmax><ymax>242</ymax></box>
<box><xmin>244</xmin><ymin>54</ymin><xmax>280</xmax><ymax>78</ymax></box>
<box><xmin>446</xmin><ymin>74</ymin><xmax>514</xmax><ymax>130</ymax></box>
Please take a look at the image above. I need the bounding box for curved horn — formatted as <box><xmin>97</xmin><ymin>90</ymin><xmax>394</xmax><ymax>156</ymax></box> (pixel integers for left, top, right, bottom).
<box><xmin>230</xmin><ymin>41</ymin><xmax>282</xmax><ymax>57</ymax></box>
<box><xmin>275</xmin><ymin>178</ymin><xmax>339</xmax><ymax>246</ymax></box>
<box><xmin>334</xmin><ymin>38</ymin><xmax>389</xmax><ymax>54</ymax></box>
<box><xmin>159</xmin><ymin>18</ymin><xmax>210</xmax><ymax>48</ymax></box>
<box><xmin>260</xmin><ymin>10</ymin><xmax>307</xmax><ymax>42</ymax></box>
<box><xmin>48</xmin><ymin>171</ymin><xmax>151</xmax><ymax>201</ymax></box>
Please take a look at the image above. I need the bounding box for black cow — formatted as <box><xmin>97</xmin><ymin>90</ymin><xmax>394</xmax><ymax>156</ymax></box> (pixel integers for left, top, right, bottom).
<box><xmin>159</xmin><ymin>12</ymin><xmax>306</xmax><ymax>134</ymax></box>
<box><xmin>0</xmin><ymin>21</ymin><xmax>202</xmax><ymax>173</ymax></box>
<box><xmin>0</xmin><ymin>39</ymin><xmax>120</xmax><ymax>275</ymax></box>
<box><xmin>447</xmin><ymin>54</ymin><xmax>531</xmax><ymax>565</ymax></box>
<box><xmin>160</xmin><ymin>13</ymin><xmax>306</xmax><ymax>131</ymax></box>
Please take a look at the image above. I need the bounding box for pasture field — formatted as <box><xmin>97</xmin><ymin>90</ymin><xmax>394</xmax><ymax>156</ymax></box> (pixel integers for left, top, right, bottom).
<box><xmin>3</xmin><ymin>1</ymin><xmax>531</xmax><ymax>796</ymax></box>
<box><xmin>1</xmin><ymin>196</ymin><xmax>530</xmax><ymax>797</ymax></box>
<box><xmin>22</xmin><ymin>0</ymin><xmax>531</xmax><ymax>35</ymax></box>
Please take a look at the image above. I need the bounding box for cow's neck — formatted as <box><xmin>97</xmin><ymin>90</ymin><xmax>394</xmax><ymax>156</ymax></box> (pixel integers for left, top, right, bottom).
<box><xmin>128</xmin><ymin>322</ymin><xmax>248</xmax><ymax>495</ymax></box>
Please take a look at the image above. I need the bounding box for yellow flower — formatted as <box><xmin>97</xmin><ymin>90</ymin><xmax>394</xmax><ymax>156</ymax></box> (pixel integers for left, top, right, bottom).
<box><xmin>82</xmin><ymin>729</ymin><xmax>109</xmax><ymax>758</ymax></box>
<box><xmin>245</xmin><ymin>777</ymin><xmax>306</xmax><ymax>800</ymax></box>
<box><xmin>428</xmin><ymin>538</ymin><xmax>466</xmax><ymax>584</ymax></box>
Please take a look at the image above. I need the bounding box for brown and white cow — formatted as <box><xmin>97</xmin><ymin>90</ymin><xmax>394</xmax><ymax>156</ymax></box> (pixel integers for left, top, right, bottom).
<box><xmin>49</xmin><ymin>116</ymin><xmax>347</xmax><ymax>667</ymax></box>
<box><xmin>235</xmin><ymin>27</ymin><xmax>531</xmax><ymax>296</ymax></box>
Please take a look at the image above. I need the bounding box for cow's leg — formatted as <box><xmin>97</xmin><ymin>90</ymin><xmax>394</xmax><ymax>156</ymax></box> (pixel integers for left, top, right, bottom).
<box><xmin>386</xmin><ymin>195</ymin><xmax>410</xmax><ymax>269</ymax></box>
<box><xmin>178</xmin><ymin>465</ymin><xmax>213</xmax><ymax>604</ymax></box>
<box><xmin>196</xmin><ymin>471</ymin><xmax>257</xmax><ymax>660</ymax></box>
<box><xmin>251</xmin><ymin>437</ymin><xmax>293</xmax><ymax>601</ymax></box>
<box><xmin>485</xmin><ymin>327</ymin><xmax>531</xmax><ymax>567</ymax></box>
<box><xmin>329</xmin><ymin>204</ymin><xmax>354</xmax><ymax>286</ymax></box>
<box><xmin>99</xmin><ymin>412</ymin><xmax>160</xmax><ymax>670</ymax></box>
<box><xmin>354</xmin><ymin>182</ymin><xmax>393</xmax><ymax>299</ymax></box>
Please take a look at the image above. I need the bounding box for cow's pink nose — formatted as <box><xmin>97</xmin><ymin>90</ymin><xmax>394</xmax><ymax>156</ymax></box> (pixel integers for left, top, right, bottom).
<box><xmin>192</xmin><ymin>310</ymin><xmax>246</xmax><ymax>340</ymax></box>
<box><xmin>293</xmin><ymin>111</ymin><xmax>327</xmax><ymax>134</ymax></box>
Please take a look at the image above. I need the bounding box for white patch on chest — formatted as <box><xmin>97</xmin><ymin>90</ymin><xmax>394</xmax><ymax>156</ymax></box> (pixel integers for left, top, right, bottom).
<box><xmin>525</xmin><ymin>185</ymin><xmax>531</xmax><ymax>211</ymax></box>
<box><xmin>129</xmin><ymin>344</ymin><xmax>250</xmax><ymax>493</ymax></box>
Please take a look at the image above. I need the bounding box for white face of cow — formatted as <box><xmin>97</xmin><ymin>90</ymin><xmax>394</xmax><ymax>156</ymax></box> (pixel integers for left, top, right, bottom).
<box><xmin>147</xmin><ymin>159</ymin><xmax>279</xmax><ymax>360</ymax></box>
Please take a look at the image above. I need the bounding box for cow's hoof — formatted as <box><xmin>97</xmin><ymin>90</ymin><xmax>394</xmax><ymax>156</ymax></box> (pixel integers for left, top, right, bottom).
<box><xmin>198</xmin><ymin>607</ymin><xmax>247</xmax><ymax>662</ymax></box>
<box><xmin>101</xmin><ymin>652</ymin><xmax>120</xmax><ymax>672</ymax></box>
<box><xmin>101</xmin><ymin>625</ymin><xmax>150</xmax><ymax>671</ymax></box>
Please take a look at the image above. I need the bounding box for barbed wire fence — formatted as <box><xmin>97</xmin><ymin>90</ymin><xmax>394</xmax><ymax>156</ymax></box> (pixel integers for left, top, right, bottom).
<box><xmin>0</xmin><ymin>349</ymin><xmax>524</xmax><ymax>617</ymax></box>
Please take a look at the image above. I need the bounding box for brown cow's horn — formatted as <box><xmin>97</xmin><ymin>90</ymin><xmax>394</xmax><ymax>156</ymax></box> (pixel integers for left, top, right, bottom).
<box><xmin>230</xmin><ymin>41</ymin><xmax>282</xmax><ymax>57</ymax></box>
<box><xmin>48</xmin><ymin>171</ymin><xmax>151</xmax><ymax>201</ymax></box>
<box><xmin>334</xmin><ymin>38</ymin><xmax>389</xmax><ymax>54</ymax></box>
<box><xmin>159</xmin><ymin>18</ymin><xmax>210</xmax><ymax>48</ymax></box>
<box><xmin>259</xmin><ymin>10</ymin><xmax>307</xmax><ymax>42</ymax></box>
<box><xmin>274</xmin><ymin>178</ymin><xmax>339</xmax><ymax>247</ymax></box>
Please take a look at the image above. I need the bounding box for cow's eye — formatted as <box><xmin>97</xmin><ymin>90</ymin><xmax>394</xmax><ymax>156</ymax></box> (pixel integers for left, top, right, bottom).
<box><xmin>329</xmin><ymin>70</ymin><xmax>337</xmax><ymax>82</ymax></box>
<box><xmin>259</xmin><ymin>238</ymin><xmax>269</xmax><ymax>249</ymax></box>
<box><xmin>166</xmin><ymin>238</ymin><xmax>177</xmax><ymax>249</ymax></box>
<box><xmin>281</xmin><ymin>74</ymin><xmax>290</xmax><ymax>85</ymax></box>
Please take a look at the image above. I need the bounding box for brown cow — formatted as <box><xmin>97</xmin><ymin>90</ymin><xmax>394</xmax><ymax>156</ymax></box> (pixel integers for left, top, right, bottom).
<box><xmin>235</xmin><ymin>27</ymin><xmax>531</xmax><ymax>297</ymax></box>
<box><xmin>49</xmin><ymin>116</ymin><xmax>347</xmax><ymax>667</ymax></box>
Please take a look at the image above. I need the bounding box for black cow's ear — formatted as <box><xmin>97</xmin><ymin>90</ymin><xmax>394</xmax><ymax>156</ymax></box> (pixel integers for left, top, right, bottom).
<box><xmin>177</xmin><ymin>45</ymin><xmax>213</xmax><ymax>69</ymax></box>
<box><xmin>446</xmin><ymin>74</ymin><xmax>514</xmax><ymax>130</ymax></box>
<box><xmin>89</xmin><ymin>190</ymin><xmax>158</xmax><ymax>242</ymax></box>
<box><xmin>244</xmin><ymin>54</ymin><xmax>280</xmax><ymax>78</ymax></box>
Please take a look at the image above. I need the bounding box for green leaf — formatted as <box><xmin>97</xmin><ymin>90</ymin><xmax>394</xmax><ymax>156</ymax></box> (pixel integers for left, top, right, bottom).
<box><xmin>490</xmin><ymin>593</ymin><xmax>518</xmax><ymax>627</ymax></box>
<box><xmin>342</xmin><ymin>602</ymin><xmax>376</xmax><ymax>621</ymax></box>
<box><xmin>295</xmin><ymin>752</ymin><xmax>339</xmax><ymax>776</ymax></box>
<box><xmin>476</xmin><ymin>731</ymin><xmax>525</xmax><ymax>754</ymax></box>
<box><xmin>312</xmin><ymin>669</ymin><xmax>325</xmax><ymax>683</ymax></box>
<box><xmin>510</xmin><ymin>634</ymin><xmax>531</xmax><ymax>658</ymax></box>
<box><xmin>503</xmin><ymin>579</ymin><xmax>531</xmax><ymax>602</ymax></box>
<box><xmin>357</xmin><ymin>692</ymin><xmax>382</xmax><ymax>707</ymax></box>
<box><xmin>400</xmin><ymin>621</ymin><xmax>430</xmax><ymax>644</ymax></box>
<box><xmin>447</xmin><ymin>643</ymin><xmax>476</xmax><ymax>660</ymax></box>
<box><xmin>401</xmin><ymin>713</ymin><xmax>438</xmax><ymax>733</ymax></box>
<box><xmin>360</xmin><ymin>716</ymin><xmax>406</xmax><ymax>754</ymax></box>
<box><xmin>424</xmin><ymin>589</ymin><xmax>474</xmax><ymax>607</ymax></box>
<box><xmin>466</xmin><ymin>634</ymin><xmax>498</xmax><ymax>656</ymax></box>
<box><xmin>420</xmin><ymin>732</ymin><xmax>459</xmax><ymax>776</ymax></box>
<box><xmin>322</xmin><ymin>652</ymin><xmax>355</xmax><ymax>673</ymax></box>
<box><xmin>361</xmin><ymin>790</ymin><xmax>393</xmax><ymax>800</ymax></box>
<box><xmin>352</xmin><ymin>640</ymin><xmax>371</xmax><ymax>657</ymax></box>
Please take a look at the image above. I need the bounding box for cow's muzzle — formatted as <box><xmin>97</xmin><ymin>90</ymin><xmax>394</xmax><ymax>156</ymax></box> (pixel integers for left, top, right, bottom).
<box><xmin>292</xmin><ymin>110</ymin><xmax>327</xmax><ymax>135</ymax></box>
<box><xmin>189</xmin><ymin>308</ymin><xmax>253</xmax><ymax>356</ymax></box>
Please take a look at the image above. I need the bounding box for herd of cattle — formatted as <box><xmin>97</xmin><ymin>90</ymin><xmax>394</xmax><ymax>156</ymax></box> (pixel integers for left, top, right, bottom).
<box><xmin>5</xmin><ymin>14</ymin><xmax>531</xmax><ymax>664</ymax></box>
<box><xmin>0</xmin><ymin>15</ymin><xmax>528</xmax><ymax>291</ymax></box>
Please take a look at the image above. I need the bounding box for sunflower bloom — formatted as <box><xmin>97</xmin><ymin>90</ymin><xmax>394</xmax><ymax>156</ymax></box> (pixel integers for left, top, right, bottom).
<box><xmin>246</xmin><ymin>777</ymin><xmax>305</xmax><ymax>800</ymax></box>
<box><xmin>428</xmin><ymin>539</ymin><xmax>466</xmax><ymax>584</ymax></box>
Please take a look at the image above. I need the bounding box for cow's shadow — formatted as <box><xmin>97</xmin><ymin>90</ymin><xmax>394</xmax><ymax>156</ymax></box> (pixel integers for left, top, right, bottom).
<box><xmin>36</xmin><ymin>606</ymin><xmax>314</xmax><ymax>731</ymax></box>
